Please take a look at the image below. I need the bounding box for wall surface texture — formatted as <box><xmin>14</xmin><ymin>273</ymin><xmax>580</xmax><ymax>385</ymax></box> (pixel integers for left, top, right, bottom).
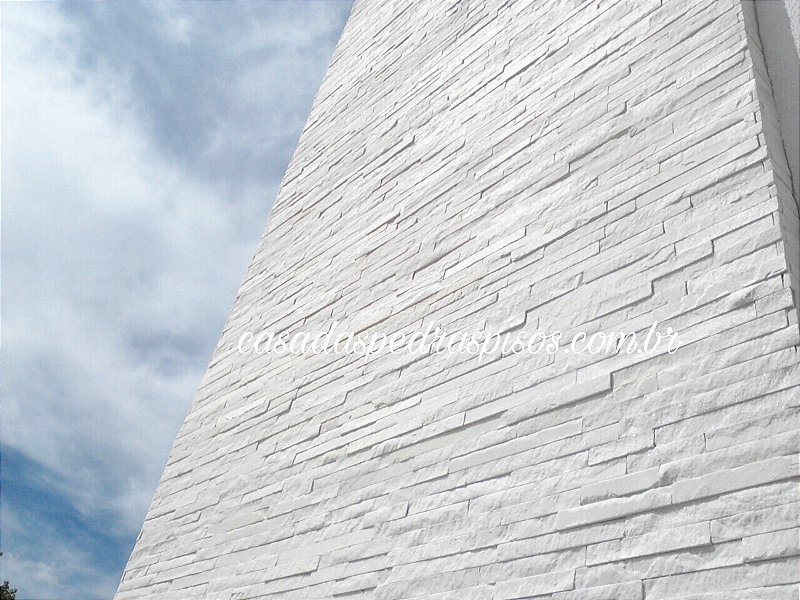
<box><xmin>117</xmin><ymin>1</ymin><xmax>800</xmax><ymax>598</ymax></box>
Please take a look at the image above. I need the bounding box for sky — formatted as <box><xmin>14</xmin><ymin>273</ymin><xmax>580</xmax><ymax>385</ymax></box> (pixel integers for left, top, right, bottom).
<box><xmin>0</xmin><ymin>2</ymin><xmax>352</xmax><ymax>598</ymax></box>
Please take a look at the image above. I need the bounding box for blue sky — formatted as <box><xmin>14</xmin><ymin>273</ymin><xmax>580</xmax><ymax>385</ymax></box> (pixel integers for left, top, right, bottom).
<box><xmin>1</xmin><ymin>2</ymin><xmax>351</xmax><ymax>598</ymax></box>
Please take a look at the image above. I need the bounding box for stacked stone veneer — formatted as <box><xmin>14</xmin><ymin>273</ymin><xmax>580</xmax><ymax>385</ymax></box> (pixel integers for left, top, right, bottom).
<box><xmin>116</xmin><ymin>1</ymin><xmax>800</xmax><ymax>598</ymax></box>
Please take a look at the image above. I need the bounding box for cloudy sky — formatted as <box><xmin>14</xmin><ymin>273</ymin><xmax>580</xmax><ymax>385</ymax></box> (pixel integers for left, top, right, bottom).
<box><xmin>1</xmin><ymin>2</ymin><xmax>351</xmax><ymax>598</ymax></box>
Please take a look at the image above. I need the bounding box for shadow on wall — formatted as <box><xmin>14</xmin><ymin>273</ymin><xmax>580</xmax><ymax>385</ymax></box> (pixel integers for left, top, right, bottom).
<box><xmin>754</xmin><ymin>0</ymin><xmax>800</xmax><ymax>202</ymax></box>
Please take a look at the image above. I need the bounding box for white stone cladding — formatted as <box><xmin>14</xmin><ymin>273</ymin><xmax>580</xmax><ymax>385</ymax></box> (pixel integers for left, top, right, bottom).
<box><xmin>116</xmin><ymin>1</ymin><xmax>800</xmax><ymax>598</ymax></box>
<box><xmin>745</xmin><ymin>0</ymin><xmax>800</xmax><ymax>309</ymax></box>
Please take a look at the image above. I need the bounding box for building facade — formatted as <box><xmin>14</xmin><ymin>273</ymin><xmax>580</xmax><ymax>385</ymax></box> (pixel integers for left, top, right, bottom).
<box><xmin>117</xmin><ymin>1</ymin><xmax>800</xmax><ymax>598</ymax></box>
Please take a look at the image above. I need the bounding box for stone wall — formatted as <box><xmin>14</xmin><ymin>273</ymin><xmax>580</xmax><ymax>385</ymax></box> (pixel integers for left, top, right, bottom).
<box><xmin>747</xmin><ymin>0</ymin><xmax>800</xmax><ymax>308</ymax></box>
<box><xmin>116</xmin><ymin>1</ymin><xmax>800</xmax><ymax>598</ymax></box>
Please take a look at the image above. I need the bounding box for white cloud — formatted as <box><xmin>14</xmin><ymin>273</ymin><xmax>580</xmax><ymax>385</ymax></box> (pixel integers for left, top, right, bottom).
<box><xmin>3</xmin><ymin>4</ymin><xmax>249</xmax><ymax>528</ymax></box>
<box><xmin>1</xmin><ymin>2</ymin><xmax>349</xmax><ymax>597</ymax></box>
